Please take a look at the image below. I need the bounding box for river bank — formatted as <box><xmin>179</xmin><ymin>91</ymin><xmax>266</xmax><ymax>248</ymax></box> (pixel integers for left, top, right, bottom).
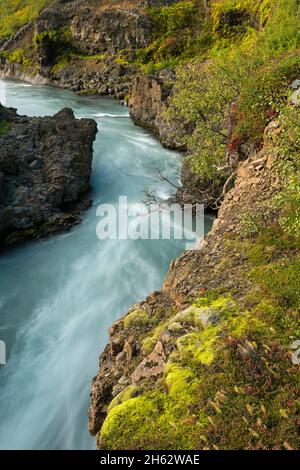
<box><xmin>0</xmin><ymin>78</ymin><xmax>207</xmax><ymax>449</ymax></box>
<box><xmin>89</xmin><ymin>115</ymin><xmax>300</xmax><ymax>451</ymax></box>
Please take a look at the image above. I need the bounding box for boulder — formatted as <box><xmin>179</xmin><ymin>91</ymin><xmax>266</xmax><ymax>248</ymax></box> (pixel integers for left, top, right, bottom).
<box><xmin>0</xmin><ymin>106</ymin><xmax>97</xmax><ymax>248</ymax></box>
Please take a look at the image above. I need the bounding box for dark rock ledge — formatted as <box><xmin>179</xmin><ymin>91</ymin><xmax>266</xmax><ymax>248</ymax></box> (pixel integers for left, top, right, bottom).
<box><xmin>0</xmin><ymin>104</ymin><xmax>97</xmax><ymax>249</ymax></box>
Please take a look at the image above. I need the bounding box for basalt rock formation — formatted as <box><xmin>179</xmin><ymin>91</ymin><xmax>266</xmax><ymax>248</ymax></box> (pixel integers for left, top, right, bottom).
<box><xmin>128</xmin><ymin>72</ymin><xmax>184</xmax><ymax>150</ymax></box>
<box><xmin>0</xmin><ymin>1</ymin><xmax>177</xmax><ymax>99</ymax></box>
<box><xmin>0</xmin><ymin>104</ymin><xmax>97</xmax><ymax>248</ymax></box>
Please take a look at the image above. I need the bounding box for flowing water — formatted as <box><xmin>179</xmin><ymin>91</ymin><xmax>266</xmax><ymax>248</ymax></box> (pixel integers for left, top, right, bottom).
<box><xmin>0</xmin><ymin>79</ymin><xmax>212</xmax><ymax>450</ymax></box>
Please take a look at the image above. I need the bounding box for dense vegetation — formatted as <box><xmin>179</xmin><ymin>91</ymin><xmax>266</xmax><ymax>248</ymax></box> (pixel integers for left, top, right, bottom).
<box><xmin>110</xmin><ymin>0</ymin><xmax>300</xmax><ymax>209</ymax></box>
<box><xmin>0</xmin><ymin>0</ymin><xmax>51</xmax><ymax>39</ymax></box>
<box><xmin>161</xmin><ymin>0</ymin><xmax>300</xmax><ymax>204</ymax></box>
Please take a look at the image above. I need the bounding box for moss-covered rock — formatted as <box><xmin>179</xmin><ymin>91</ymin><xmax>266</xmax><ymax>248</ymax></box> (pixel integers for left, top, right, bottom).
<box><xmin>107</xmin><ymin>386</ymin><xmax>139</xmax><ymax>413</ymax></box>
<box><xmin>123</xmin><ymin>309</ymin><xmax>150</xmax><ymax>330</ymax></box>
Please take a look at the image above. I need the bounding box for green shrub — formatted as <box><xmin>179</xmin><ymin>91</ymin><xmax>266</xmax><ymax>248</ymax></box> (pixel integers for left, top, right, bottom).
<box><xmin>259</xmin><ymin>0</ymin><xmax>300</xmax><ymax>57</ymax></box>
<box><xmin>271</xmin><ymin>106</ymin><xmax>300</xmax><ymax>237</ymax></box>
<box><xmin>251</xmin><ymin>258</ymin><xmax>300</xmax><ymax>308</ymax></box>
<box><xmin>275</xmin><ymin>176</ymin><xmax>300</xmax><ymax>237</ymax></box>
<box><xmin>134</xmin><ymin>1</ymin><xmax>210</xmax><ymax>67</ymax></box>
<box><xmin>212</xmin><ymin>0</ymin><xmax>261</xmax><ymax>38</ymax></box>
<box><xmin>147</xmin><ymin>1</ymin><xmax>198</xmax><ymax>37</ymax></box>
<box><xmin>167</xmin><ymin>47</ymin><xmax>256</xmax><ymax>182</ymax></box>
<box><xmin>236</xmin><ymin>54</ymin><xmax>300</xmax><ymax>145</ymax></box>
<box><xmin>100</xmin><ymin>293</ymin><xmax>300</xmax><ymax>450</ymax></box>
<box><xmin>0</xmin><ymin>0</ymin><xmax>51</xmax><ymax>39</ymax></box>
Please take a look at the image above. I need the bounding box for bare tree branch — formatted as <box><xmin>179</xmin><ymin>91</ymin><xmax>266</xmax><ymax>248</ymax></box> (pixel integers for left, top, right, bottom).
<box><xmin>152</xmin><ymin>168</ymin><xmax>181</xmax><ymax>190</ymax></box>
<box><xmin>213</xmin><ymin>171</ymin><xmax>236</xmax><ymax>209</ymax></box>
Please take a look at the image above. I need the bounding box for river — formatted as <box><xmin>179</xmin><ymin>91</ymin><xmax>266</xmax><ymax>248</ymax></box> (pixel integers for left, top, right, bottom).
<box><xmin>0</xmin><ymin>79</ymin><xmax>212</xmax><ymax>450</ymax></box>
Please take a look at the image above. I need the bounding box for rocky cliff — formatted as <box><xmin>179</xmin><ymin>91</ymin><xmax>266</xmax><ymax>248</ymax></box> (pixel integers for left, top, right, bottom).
<box><xmin>0</xmin><ymin>0</ymin><xmax>178</xmax><ymax>99</ymax></box>
<box><xmin>89</xmin><ymin>118</ymin><xmax>300</xmax><ymax>449</ymax></box>
<box><xmin>0</xmin><ymin>104</ymin><xmax>97</xmax><ymax>248</ymax></box>
<box><xmin>128</xmin><ymin>72</ymin><xmax>185</xmax><ymax>149</ymax></box>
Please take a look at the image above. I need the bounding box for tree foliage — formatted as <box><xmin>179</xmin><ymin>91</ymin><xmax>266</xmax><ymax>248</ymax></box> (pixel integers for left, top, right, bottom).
<box><xmin>166</xmin><ymin>0</ymin><xmax>300</xmax><ymax>205</ymax></box>
<box><xmin>0</xmin><ymin>0</ymin><xmax>51</xmax><ymax>39</ymax></box>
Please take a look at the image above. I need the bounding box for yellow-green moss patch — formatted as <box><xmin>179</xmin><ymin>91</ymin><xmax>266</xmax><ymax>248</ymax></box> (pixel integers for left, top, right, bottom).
<box><xmin>123</xmin><ymin>309</ymin><xmax>149</xmax><ymax>329</ymax></box>
<box><xmin>107</xmin><ymin>386</ymin><xmax>139</xmax><ymax>413</ymax></box>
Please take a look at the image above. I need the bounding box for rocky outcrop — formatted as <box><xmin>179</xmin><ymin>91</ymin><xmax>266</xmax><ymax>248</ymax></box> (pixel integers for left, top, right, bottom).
<box><xmin>88</xmin><ymin>120</ymin><xmax>283</xmax><ymax>443</ymax></box>
<box><xmin>129</xmin><ymin>72</ymin><xmax>185</xmax><ymax>149</ymax></box>
<box><xmin>0</xmin><ymin>105</ymin><xmax>97</xmax><ymax>248</ymax></box>
<box><xmin>70</xmin><ymin>8</ymin><xmax>152</xmax><ymax>56</ymax></box>
<box><xmin>0</xmin><ymin>1</ymin><xmax>181</xmax><ymax>101</ymax></box>
<box><xmin>0</xmin><ymin>0</ymin><xmax>157</xmax><ymax>99</ymax></box>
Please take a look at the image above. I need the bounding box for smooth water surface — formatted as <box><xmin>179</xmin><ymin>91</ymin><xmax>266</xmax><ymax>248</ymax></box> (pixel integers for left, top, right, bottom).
<box><xmin>0</xmin><ymin>79</ymin><xmax>212</xmax><ymax>449</ymax></box>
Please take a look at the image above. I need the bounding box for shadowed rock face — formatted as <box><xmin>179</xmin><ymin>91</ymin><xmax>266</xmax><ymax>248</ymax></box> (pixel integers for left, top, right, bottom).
<box><xmin>34</xmin><ymin>0</ymin><xmax>154</xmax><ymax>58</ymax></box>
<box><xmin>70</xmin><ymin>8</ymin><xmax>152</xmax><ymax>56</ymax></box>
<box><xmin>129</xmin><ymin>72</ymin><xmax>185</xmax><ymax>150</ymax></box>
<box><xmin>0</xmin><ymin>105</ymin><xmax>97</xmax><ymax>248</ymax></box>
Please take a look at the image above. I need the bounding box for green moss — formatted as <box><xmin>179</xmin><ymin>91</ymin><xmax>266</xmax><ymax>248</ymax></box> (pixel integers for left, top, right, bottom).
<box><xmin>101</xmin><ymin>277</ymin><xmax>300</xmax><ymax>449</ymax></box>
<box><xmin>107</xmin><ymin>386</ymin><xmax>139</xmax><ymax>413</ymax></box>
<box><xmin>177</xmin><ymin>327</ymin><xmax>220</xmax><ymax>366</ymax></box>
<box><xmin>173</xmin><ymin>306</ymin><xmax>205</xmax><ymax>326</ymax></box>
<box><xmin>165</xmin><ymin>364</ymin><xmax>196</xmax><ymax>398</ymax></box>
<box><xmin>272</xmin><ymin>105</ymin><xmax>300</xmax><ymax>238</ymax></box>
<box><xmin>100</xmin><ymin>383</ymin><xmax>207</xmax><ymax>450</ymax></box>
<box><xmin>259</xmin><ymin>0</ymin><xmax>300</xmax><ymax>56</ymax></box>
<box><xmin>251</xmin><ymin>257</ymin><xmax>300</xmax><ymax>309</ymax></box>
<box><xmin>123</xmin><ymin>309</ymin><xmax>149</xmax><ymax>329</ymax></box>
<box><xmin>100</xmin><ymin>393</ymin><xmax>165</xmax><ymax>449</ymax></box>
<box><xmin>142</xmin><ymin>336</ymin><xmax>157</xmax><ymax>356</ymax></box>
<box><xmin>0</xmin><ymin>120</ymin><xmax>11</xmax><ymax>136</ymax></box>
<box><xmin>141</xmin><ymin>321</ymin><xmax>167</xmax><ymax>355</ymax></box>
<box><xmin>227</xmin><ymin>311</ymin><xmax>267</xmax><ymax>339</ymax></box>
<box><xmin>193</xmin><ymin>290</ymin><xmax>221</xmax><ymax>307</ymax></box>
<box><xmin>0</xmin><ymin>0</ymin><xmax>51</xmax><ymax>39</ymax></box>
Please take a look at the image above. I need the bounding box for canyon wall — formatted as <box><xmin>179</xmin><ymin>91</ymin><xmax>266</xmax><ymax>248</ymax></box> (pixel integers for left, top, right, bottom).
<box><xmin>88</xmin><ymin>119</ymin><xmax>300</xmax><ymax>450</ymax></box>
